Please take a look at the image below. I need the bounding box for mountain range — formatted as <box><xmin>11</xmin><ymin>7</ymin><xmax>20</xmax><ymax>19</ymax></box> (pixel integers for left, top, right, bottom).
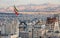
<box><xmin>0</xmin><ymin>3</ymin><xmax>60</xmax><ymax>13</ymax></box>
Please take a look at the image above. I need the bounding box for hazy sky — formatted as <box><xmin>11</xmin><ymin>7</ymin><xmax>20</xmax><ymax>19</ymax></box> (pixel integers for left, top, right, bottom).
<box><xmin>0</xmin><ymin>0</ymin><xmax>60</xmax><ymax>8</ymax></box>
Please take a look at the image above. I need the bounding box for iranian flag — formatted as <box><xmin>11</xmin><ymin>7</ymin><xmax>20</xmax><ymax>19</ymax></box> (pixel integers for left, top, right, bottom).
<box><xmin>14</xmin><ymin>5</ymin><xmax>19</xmax><ymax>16</ymax></box>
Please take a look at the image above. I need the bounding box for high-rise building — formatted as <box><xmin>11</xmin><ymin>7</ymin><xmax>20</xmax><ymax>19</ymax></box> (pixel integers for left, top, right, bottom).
<box><xmin>1</xmin><ymin>17</ymin><xmax>19</xmax><ymax>38</ymax></box>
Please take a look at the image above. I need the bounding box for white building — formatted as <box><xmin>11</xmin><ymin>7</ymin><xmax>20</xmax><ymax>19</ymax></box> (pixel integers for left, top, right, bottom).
<box><xmin>0</xmin><ymin>17</ymin><xmax>19</xmax><ymax>38</ymax></box>
<box><xmin>54</xmin><ymin>21</ymin><xmax>59</xmax><ymax>31</ymax></box>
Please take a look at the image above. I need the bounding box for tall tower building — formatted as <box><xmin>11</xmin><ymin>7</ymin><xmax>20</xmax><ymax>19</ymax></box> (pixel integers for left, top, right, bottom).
<box><xmin>54</xmin><ymin>14</ymin><xmax>60</xmax><ymax>31</ymax></box>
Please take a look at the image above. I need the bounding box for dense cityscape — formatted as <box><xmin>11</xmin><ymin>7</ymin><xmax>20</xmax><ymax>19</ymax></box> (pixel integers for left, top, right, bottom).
<box><xmin>0</xmin><ymin>0</ymin><xmax>60</xmax><ymax>38</ymax></box>
<box><xmin>0</xmin><ymin>13</ymin><xmax>60</xmax><ymax>38</ymax></box>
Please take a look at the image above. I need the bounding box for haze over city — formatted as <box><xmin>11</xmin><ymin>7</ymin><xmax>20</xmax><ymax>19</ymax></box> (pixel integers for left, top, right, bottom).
<box><xmin>0</xmin><ymin>0</ymin><xmax>60</xmax><ymax>8</ymax></box>
<box><xmin>0</xmin><ymin>0</ymin><xmax>60</xmax><ymax>14</ymax></box>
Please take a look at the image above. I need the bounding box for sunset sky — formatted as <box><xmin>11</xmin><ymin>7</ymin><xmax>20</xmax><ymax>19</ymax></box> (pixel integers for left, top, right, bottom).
<box><xmin>0</xmin><ymin>0</ymin><xmax>60</xmax><ymax>8</ymax></box>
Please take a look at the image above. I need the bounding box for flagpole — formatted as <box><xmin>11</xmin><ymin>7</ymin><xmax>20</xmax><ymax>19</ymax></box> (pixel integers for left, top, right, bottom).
<box><xmin>15</xmin><ymin>11</ymin><xmax>19</xmax><ymax>38</ymax></box>
<box><xmin>13</xmin><ymin>4</ymin><xmax>19</xmax><ymax>38</ymax></box>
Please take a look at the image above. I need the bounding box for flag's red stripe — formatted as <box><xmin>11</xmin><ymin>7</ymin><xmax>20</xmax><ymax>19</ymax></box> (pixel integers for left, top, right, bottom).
<box><xmin>14</xmin><ymin>9</ymin><xmax>19</xmax><ymax>16</ymax></box>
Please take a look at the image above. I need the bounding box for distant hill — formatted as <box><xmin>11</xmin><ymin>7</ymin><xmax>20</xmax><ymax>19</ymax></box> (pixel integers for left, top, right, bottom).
<box><xmin>0</xmin><ymin>3</ymin><xmax>60</xmax><ymax>13</ymax></box>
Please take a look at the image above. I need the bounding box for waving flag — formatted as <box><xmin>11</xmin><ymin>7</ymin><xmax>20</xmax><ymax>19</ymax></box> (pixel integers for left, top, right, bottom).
<box><xmin>14</xmin><ymin>5</ymin><xmax>19</xmax><ymax>16</ymax></box>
